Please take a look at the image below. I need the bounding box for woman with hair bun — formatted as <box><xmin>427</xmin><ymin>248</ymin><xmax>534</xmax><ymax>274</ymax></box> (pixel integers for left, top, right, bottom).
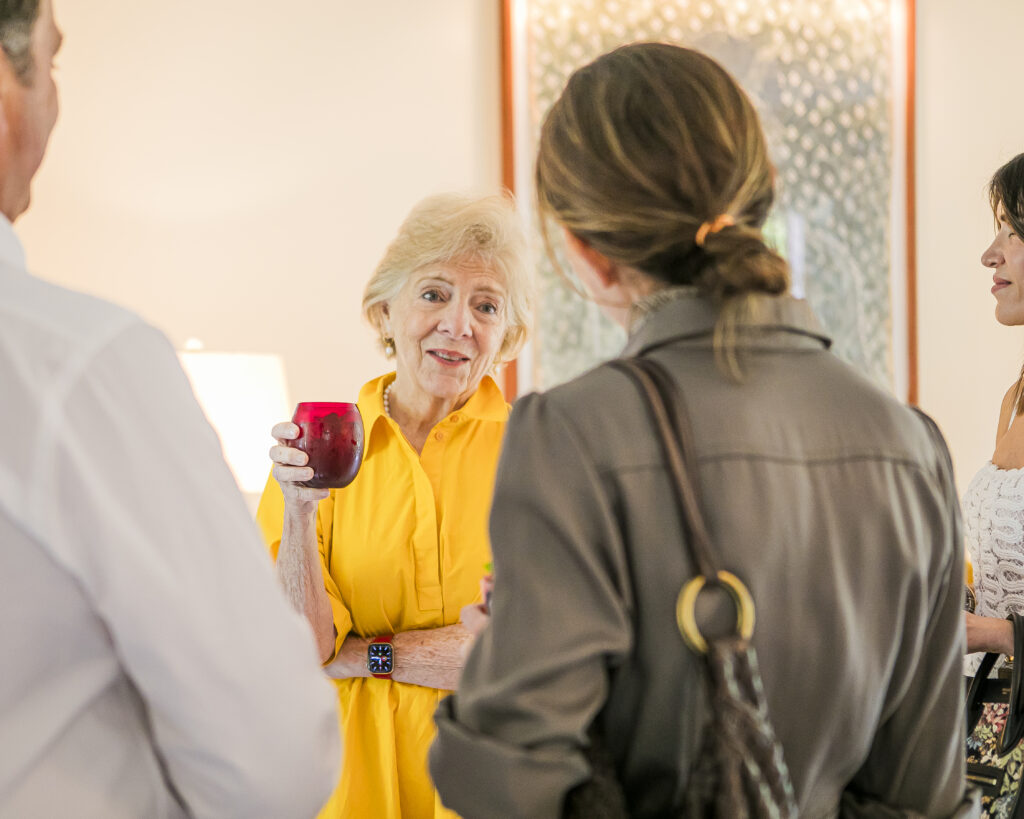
<box><xmin>431</xmin><ymin>43</ymin><xmax>970</xmax><ymax>817</ymax></box>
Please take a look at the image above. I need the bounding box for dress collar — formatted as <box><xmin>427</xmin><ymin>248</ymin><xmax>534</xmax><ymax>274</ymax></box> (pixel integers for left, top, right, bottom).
<box><xmin>0</xmin><ymin>213</ymin><xmax>28</xmax><ymax>273</ymax></box>
<box><xmin>621</xmin><ymin>290</ymin><xmax>832</xmax><ymax>358</ymax></box>
<box><xmin>358</xmin><ymin>372</ymin><xmax>509</xmax><ymax>434</ymax></box>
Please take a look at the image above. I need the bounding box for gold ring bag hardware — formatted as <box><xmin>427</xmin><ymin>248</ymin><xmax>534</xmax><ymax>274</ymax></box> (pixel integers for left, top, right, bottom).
<box><xmin>965</xmin><ymin>611</ymin><xmax>1024</xmax><ymax>817</ymax></box>
<box><xmin>582</xmin><ymin>357</ymin><xmax>797</xmax><ymax>818</ymax></box>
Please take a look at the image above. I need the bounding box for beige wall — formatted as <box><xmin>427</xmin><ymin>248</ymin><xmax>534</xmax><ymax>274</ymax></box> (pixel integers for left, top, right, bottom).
<box><xmin>16</xmin><ymin>0</ymin><xmax>1020</xmax><ymax>496</ymax></box>
<box><xmin>19</xmin><ymin>0</ymin><xmax>502</xmax><ymax>408</ymax></box>
<box><xmin>915</xmin><ymin>0</ymin><xmax>1024</xmax><ymax>489</ymax></box>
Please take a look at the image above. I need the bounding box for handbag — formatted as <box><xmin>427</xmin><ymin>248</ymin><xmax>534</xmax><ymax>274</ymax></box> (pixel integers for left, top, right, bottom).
<box><xmin>965</xmin><ymin>611</ymin><xmax>1024</xmax><ymax>817</ymax></box>
<box><xmin>564</xmin><ymin>356</ymin><xmax>797</xmax><ymax>817</ymax></box>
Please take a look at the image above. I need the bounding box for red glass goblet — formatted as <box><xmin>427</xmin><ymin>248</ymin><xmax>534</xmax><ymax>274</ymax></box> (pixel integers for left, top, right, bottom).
<box><xmin>291</xmin><ymin>402</ymin><xmax>364</xmax><ymax>489</ymax></box>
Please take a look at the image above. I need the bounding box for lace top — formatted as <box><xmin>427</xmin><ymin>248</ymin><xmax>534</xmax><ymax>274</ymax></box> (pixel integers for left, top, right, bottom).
<box><xmin>963</xmin><ymin>461</ymin><xmax>1024</xmax><ymax>674</ymax></box>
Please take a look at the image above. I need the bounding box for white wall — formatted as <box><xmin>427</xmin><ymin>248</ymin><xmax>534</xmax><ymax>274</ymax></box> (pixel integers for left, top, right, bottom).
<box><xmin>18</xmin><ymin>0</ymin><xmax>502</xmax><ymax>408</ymax></box>
<box><xmin>915</xmin><ymin>0</ymin><xmax>1024</xmax><ymax>490</ymax></box>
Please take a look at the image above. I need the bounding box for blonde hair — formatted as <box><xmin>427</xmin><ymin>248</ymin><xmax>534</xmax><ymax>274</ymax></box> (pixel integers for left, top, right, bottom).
<box><xmin>535</xmin><ymin>43</ymin><xmax>789</xmax><ymax>377</ymax></box>
<box><xmin>362</xmin><ymin>192</ymin><xmax>534</xmax><ymax>365</ymax></box>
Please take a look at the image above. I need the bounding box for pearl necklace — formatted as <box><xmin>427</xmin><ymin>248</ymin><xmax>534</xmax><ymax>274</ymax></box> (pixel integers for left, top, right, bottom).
<box><xmin>383</xmin><ymin>381</ymin><xmax>395</xmax><ymax>418</ymax></box>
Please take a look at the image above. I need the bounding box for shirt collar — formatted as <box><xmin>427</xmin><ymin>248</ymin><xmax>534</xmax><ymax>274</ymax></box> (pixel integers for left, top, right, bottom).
<box><xmin>0</xmin><ymin>213</ymin><xmax>28</xmax><ymax>273</ymax></box>
<box><xmin>358</xmin><ymin>372</ymin><xmax>509</xmax><ymax>434</ymax></box>
<box><xmin>621</xmin><ymin>291</ymin><xmax>832</xmax><ymax>358</ymax></box>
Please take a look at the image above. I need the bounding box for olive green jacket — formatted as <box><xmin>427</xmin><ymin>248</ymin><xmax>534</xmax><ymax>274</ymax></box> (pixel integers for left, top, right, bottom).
<box><xmin>432</xmin><ymin>295</ymin><xmax>971</xmax><ymax>818</ymax></box>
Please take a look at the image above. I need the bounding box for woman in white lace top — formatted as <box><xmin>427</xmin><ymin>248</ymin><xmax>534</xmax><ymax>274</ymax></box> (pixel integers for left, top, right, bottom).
<box><xmin>964</xmin><ymin>152</ymin><xmax>1024</xmax><ymax>658</ymax></box>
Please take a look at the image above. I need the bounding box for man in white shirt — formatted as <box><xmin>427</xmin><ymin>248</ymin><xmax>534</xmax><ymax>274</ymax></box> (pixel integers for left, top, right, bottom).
<box><xmin>0</xmin><ymin>2</ymin><xmax>341</xmax><ymax>816</ymax></box>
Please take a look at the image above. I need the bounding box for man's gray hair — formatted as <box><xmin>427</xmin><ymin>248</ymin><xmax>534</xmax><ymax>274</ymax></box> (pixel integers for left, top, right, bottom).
<box><xmin>0</xmin><ymin>0</ymin><xmax>39</xmax><ymax>83</ymax></box>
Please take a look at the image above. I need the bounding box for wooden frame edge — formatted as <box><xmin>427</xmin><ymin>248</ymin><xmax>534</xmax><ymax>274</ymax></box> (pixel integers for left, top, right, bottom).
<box><xmin>906</xmin><ymin>0</ymin><xmax>918</xmax><ymax>405</ymax></box>
<box><xmin>500</xmin><ymin>0</ymin><xmax>519</xmax><ymax>400</ymax></box>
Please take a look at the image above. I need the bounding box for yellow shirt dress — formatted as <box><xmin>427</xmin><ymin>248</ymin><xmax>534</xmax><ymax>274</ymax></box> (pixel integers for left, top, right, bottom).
<box><xmin>256</xmin><ymin>373</ymin><xmax>508</xmax><ymax>819</ymax></box>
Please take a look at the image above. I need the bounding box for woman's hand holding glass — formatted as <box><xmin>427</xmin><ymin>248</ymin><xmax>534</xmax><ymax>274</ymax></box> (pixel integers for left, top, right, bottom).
<box><xmin>270</xmin><ymin>421</ymin><xmax>330</xmax><ymax>514</ymax></box>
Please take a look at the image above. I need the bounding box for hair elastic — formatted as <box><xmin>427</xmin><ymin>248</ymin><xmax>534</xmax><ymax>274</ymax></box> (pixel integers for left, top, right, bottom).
<box><xmin>695</xmin><ymin>214</ymin><xmax>735</xmax><ymax>247</ymax></box>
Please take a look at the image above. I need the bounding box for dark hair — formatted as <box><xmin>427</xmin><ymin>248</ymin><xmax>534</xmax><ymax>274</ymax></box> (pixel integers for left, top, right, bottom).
<box><xmin>0</xmin><ymin>0</ymin><xmax>39</xmax><ymax>83</ymax></box>
<box><xmin>990</xmin><ymin>153</ymin><xmax>1024</xmax><ymax>417</ymax></box>
<box><xmin>990</xmin><ymin>153</ymin><xmax>1024</xmax><ymax>242</ymax></box>
<box><xmin>535</xmin><ymin>43</ymin><xmax>788</xmax><ymax>373</ymax></box>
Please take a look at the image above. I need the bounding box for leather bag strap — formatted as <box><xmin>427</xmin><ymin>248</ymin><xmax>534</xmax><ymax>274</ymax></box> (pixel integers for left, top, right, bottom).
<box><xmin>966</xmin><ymin>650</ymin><xmax>1000</xmax><ymax>732</ymax></box>
<box><xmin>607</xmin><ymin>357</ymin><xmax>717</xmax><ymax>578</ymax></box>
<box><xmin>1001</xmin><ymin>612</ymin><xmax>1024</xmax><ymax>751</ymax></box>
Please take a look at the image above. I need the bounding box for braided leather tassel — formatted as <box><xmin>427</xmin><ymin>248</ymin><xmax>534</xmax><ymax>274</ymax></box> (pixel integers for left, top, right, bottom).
<box><xmin>684</xmin><ymin>639</ymin><xmax>797</xmax><ymax>818</ymax></box>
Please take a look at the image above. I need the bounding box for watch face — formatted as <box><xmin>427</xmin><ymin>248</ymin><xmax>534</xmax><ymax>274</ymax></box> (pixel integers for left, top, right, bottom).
<box><xmin>367</xmin><ymin>642</ymin><xmax>394</xmax><ymax>675</ymax></box>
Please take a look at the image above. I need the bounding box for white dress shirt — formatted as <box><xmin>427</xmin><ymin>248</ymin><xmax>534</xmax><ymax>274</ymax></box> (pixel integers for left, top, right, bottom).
<box><xmin>0</xmin><ymin>217</ymin><xmax>340</xmax><ymax>818</ymax></box>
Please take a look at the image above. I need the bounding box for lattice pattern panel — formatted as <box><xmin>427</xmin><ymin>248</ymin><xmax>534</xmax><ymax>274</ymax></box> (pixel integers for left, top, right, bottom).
<box><xmin>522</xmin><ymin>0</ymin><xmax>896</xmax><ymax>391</ymax></box>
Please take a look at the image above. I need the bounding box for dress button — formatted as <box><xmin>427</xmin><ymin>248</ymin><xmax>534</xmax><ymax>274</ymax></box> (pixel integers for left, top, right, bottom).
<box><xmin>450</xmin><ymin>414</ymin><xmax>461</xmax><ymax>424</ymax></box>
<box><xmin>435</xmin><ymin>431</ymin><xmax>445</xmax><ymax>441</ymax></box>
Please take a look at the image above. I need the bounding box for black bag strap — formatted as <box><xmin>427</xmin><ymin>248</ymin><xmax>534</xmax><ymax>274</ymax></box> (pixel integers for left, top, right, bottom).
<box><xmin>1002</xmin><ymin>611</ymin><xmax>1024</xmax><ymax>750</ymax></box>
<box><xmin>966</xmin><ymin>650</ymin><xmax>1000</xmax><ymax>732</ymax></box>
<box><xmin>607</xmin><ymin>357</ymin><xmax>717</xmax><ymax>579</ymax></box>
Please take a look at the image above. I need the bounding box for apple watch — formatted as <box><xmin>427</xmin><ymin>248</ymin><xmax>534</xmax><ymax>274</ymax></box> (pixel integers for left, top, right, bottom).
<box><xmin>367</xmin><ymin>635</ymin><xmax>395</xmax><ymax>679</ymax></box>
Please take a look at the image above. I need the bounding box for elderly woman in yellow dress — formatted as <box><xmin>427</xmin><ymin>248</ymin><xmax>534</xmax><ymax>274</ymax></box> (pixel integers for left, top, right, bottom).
<box><xmin>255</xmin><ymin>192</ymin><xmax>533</xmax><ymax>819</ymax></box>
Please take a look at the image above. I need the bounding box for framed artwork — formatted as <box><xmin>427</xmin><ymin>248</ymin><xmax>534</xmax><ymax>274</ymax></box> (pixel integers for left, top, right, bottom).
<box><xmin>500</xmin><ymin>0</ymin><xmax>916</xmax><ymax>403</ymax></box>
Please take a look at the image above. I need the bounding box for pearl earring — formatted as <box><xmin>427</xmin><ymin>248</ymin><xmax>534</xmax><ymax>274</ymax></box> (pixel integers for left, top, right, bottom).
<box><xmin>383</xmin><ymin>336</ymin><xmax>395</xmax><ymax>357</ymax></box>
